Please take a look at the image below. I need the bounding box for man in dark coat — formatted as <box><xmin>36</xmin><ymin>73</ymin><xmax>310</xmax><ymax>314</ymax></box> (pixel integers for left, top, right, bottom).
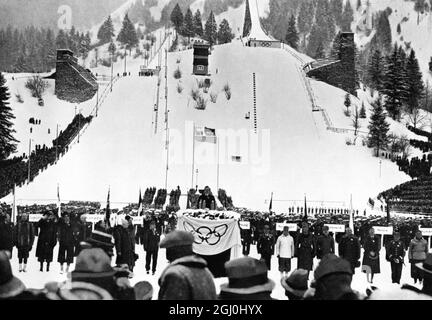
<box><xmin>257</xmin><ymin>225</ymin><xmax>275</xmax><ymax>270</ymax></box>
<box><xmin>386</xmin><ymin>231</ymin><xmax>405</xmax><ymax>284</ymax></box>
<box><xmin>143</xmin><ymin>221</ymin><xmax>160</xmax><ymax>275</ymax></box>
<box><xmin>240</xmin><ymin>224</ymin><xmax>253</xmax><ymax>256</ymax></box>
<box><xmin>57</xmin><ymin>214</ymin><xmax>75</xmax><ymax>273</ymax></box>
<box><xmin>197</xmin><ymin>186</ymin><xmax>216</xmax><ymax>210</ymax></box>
<box><xmin>0</xmin><ymin>214</ymin><xmax>14</xmax><ymax>258</ymax></box>
<box><xmin>14</xmin><ymin>213</ymin><xmax>35</xmax><ymax>272</ymax></box>
<box><xmin>295</xmin><ymin>223</ymin><xmax>316</xmax><ymax>277</ymax></box>
<box><xmin>158</xmin><ymin>231</ymin><xmax>216</xmax><ymax>300</ymax></box>
<box><xmin>315</xmin><ymin>225</ymin><xmax>335</xmax><ymax>260</ymax></box>
<box><xmin>338</xmin><ymin>227</ymin><xmax>361</xmax><ymax>274</ymax></box>
<box><xmin>113</xmin><ymin>218</ymin><xmax>135</xmax><ymax>271</ymax></box>
<box><xmin>36</xmin><ymin>213</ymin><xmax>57</xmax><ymax>272</ymax></box>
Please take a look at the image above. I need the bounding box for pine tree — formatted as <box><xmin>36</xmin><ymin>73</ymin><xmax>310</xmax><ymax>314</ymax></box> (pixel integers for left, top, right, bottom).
<box><xmin>344</xmin><ymin>93</ymin><xmax>351</xmax><ymax>111</ymax></box>
<box><xmin>330</xmin><ymin>31</ymin><xmax>342</xmax><ymax>59</ymax></box>
<box><xmin>375</xmin><ymin>12</ymin><xmax>392</xmax><ymax>54</ymax></box>
<box><xmin>117</xmin><ymin>14</ymin><xmax>139</xmax><ymax>52</ymax></box>
<box><xmin>194</xmin><ymin>10</ymin><xmax>204</xmax><ymax>37</ymax></box>
<box><xmin>360</xmin><ymin>102</ymin><xmax>367</xmax><ymax>118</ymax></box>
<box><xmin>183</xmin><ymin>8</ymin><xmax>195</xmax><ymax>40</ymax></box>
<box><xmin>429</xmin><ymin>56</ymin><xmax>432</xmax><ymax>72</ymax></box>
<box><xmin>170</xmin><ymin>3</ymin><xmax>184</xmax><ymax>33</ymax></box>
<box><xmin>315</xmin><ymin>41</ymin><xmax>325</xmax><ymax>59</ymax></box>
<box><xmin>0</xmin><ymin>72</ymin><xmax>17</xmax><ymax>160</ymax></box>
<box><xmin>397</xmin><ymin>23</ymin><xmax>401</xmax><ymax>34</ymax></box>
<box><xmin>204</xmin><ymin>11</ymin><xmax>218</xmax><ymax>46</ymax></box>
<box><xmin>368</xmin><ymin>49</ymin><xmax>384</xmax><ymax>92</ymax></box>
<box><xmin>217</xmin><ymin>19</ymin><xmax>234</xmax><ymax>44</ymax></box>
<box><xmin>97</xmin><ymin>16</ymin><xmax>115</xmax><ymax>45</ymax></box>
<box><xmin>56</xmin><ymin>29</ymin><xmax>69</xmax><ymax>49</ymax></box>
<box><xmin>382</xmin><ymin>45</ymin><xmax>407</xmax><ymax>120</ymax></box>
<box><xmin>285</xmin><ymin>15</ymin><xmax>299</xmax><ymax>50</ymax></box>
<box><xmin>368</xmin><ymin>98</ymin><xmax>390</xmax><ymax>157</ymax></box>
<box><xmin>341</xmin><ymin>0</ymin><xmax>354</xmax><ymax>32</ymax></box>
<box><xmin>406</xmin><ymin>49</ymin><xmax>424</xmax><ymax>113</ymax></box>
<box><xmin>330</xmin><ymin>0</ymin><xmax>344</xmax><ymax>27</ymax></box>
<box><xmin>242</xmin><ymin>0</ymin><xmax>252</xmax><ymax>37</ymax></box>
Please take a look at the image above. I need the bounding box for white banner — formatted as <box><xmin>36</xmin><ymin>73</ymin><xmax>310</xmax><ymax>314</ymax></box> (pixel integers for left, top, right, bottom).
<box><xmin>29</xmin><ymin>214</ymin><xmax>43</xmax><ymax>222</ymax></box>
<box><xmin>325</xmin><ymin>224</ymin><xmax>346</xmax><ymax>233</ymax></box>
<box><xmin>420</xmin><ymin>228</ymin><xmax>432</xmax><ymax>237</ymax></box>
<box><xmin>83</xmin><ymin>214</ymin><xmax>105</xmax><ymax>224</ymax></box>
<box><xmin>177</xmin><ymin>215</ymin><xmax>241</xmax><ymax>256</ymax></box>
<box><xmin>373</xmin><ymin>226</ymin><xmax>393</xmax><ymax>235</ymax></box>
<box><xmin>132</xmin><ymin>216</ymin><xmax>144</xmax><ymax>225</ymax></box>
<box><xmin>276</xmin><ymin>223</ymin><xmax>298</xmax><ymax>232</ymax></box>
<box><xmin>239</xmin><ymin>221</ymin><xmax>250</xmax><ymax>230</ymax></box>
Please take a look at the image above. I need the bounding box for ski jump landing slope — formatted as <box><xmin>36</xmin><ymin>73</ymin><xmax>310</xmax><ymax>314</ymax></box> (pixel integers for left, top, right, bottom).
<box><xmin>5</xmin><ymin>37</ymin><xmax>411</xmax><ymax>211</ymax></box>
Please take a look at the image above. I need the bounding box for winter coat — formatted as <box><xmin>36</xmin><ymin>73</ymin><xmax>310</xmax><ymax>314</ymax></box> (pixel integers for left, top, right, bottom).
<box><xmin>275</xmin><ymin>234</ymin><xmax>295</xmax><ymax>258</ymax></box>
<box><xmin>257</xmin><ymin>234</ymin><xmax>275</xmax><ymax>256</ymax></box>
<box><xmin>241</xmin><ymin>228</ymin><xmax>253</xmax><ymax>243</ymax></box>
<box><xmin>113</xmin><ymin>226</ymin><xmax>134</xmax><ymax>267</ymax></box>
<box><xmin>362</xmin><ymin>235</ymin><xmax>381</xmax><ymax>273</ymax></box>
<box><xmin>158</xmin><ymin>255</ymin><xmax>217</xmax><ymax>300</ymax></box>
<box><xmin>316</xmin><ymin>234</ymin><xmax>335</xmax><ymax>259</ymax></box>
<box><xmin>14</xmin><ymin>221</ymin><xmax>35</xmax><ymax>249</ymax></box>
<box><xmin>0</xmin><ymin>222</ymin><xmax>14</xmax><ymax>252</ymax></box>
<box><xmin>386</xmin><ymin>239</ymin><xmax>405</xmax><ymax>264</ymax></box>
<box><xmin>36</xmin><ymin>219</ymin><xmax>57</xmax><ymax>261</ymax></box>
<box><xmin>295</xmin><ymin>232</ymin><xmax>316</xmax><ymax>271</ymax></box>
<box><xmin>338</xmin><ymin>235</ymin><xmax>361</xmax><ymax>265</ymax></box>
<box><xmin>143</xmin><ymin>229</ymin><xmax>160</xmax><ymax>252</ymax></box>
<box><xmin>57</xmin><ymin>220</ymin><xmax>74</xmax><ymax>246</ymax></box>
<box><xmin>408</xmin><ymin>238</ymin><xmax>428</xmax><ymax>261</ymax></box>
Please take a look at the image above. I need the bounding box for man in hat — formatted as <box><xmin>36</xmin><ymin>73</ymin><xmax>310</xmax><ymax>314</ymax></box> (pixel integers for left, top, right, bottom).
<box><xmin>70</xmin><ymin>248</ymin><xmax>135</xmax><ymax>300</ymax></box>
<box><xmin>14</xmin><ymin>213</ymin><xmax>35</xmax><ymax>272</ymax></box>
<box><xmin>295</xmin><ymin>223</ymin><xmax>316</xmax><ymax>278</ymax></box>
<box><xmin>143</xmin><ymin>220</ymin><xmax>160</xmax><ymax>275</ymax></box>
<box><xmin>219</xmin><ymin>257</ymin><xmax>275</xmax><ymax>300</ymax></box>
<box><xmin>158</xmin><ymin>231</ymin><xmax>216</xmax><ymax>300</ymax></box>
<box><xmin>311</xmin><ymin>253</ymin><xmax>359</xmax><ymax>300</ymax></box>
<box><xmin>275</xmin><ymin>226</ymin><xmax>295</xmax><ymax>277</ymax></box>
<box><xmin>82</xmin><ymin>229</ymin><xmax>115</xmax><ymax>259</ymax></box>
<box><xmin>0</xmin><ymin>251</ymin><xmax>48</xmax><ymax>300</ymax></box>
<box><xmin>113</xmin><ymin>218</ymin><xmax>135</xmax><ymax>271</ymax></box>
<box><xmin>316</xmin><ymin>225</ymin><xmax>335</xmax><ymax>260</ymax></box>
<box><xmin>36</xmin><ymin>212</ymin><xmax>57</xmax><ymax>272</ymax></box>
<box><xmin>408</xmin><ymin>230</ymin><xmax>428</xmax><ymax>284</ymax></box>
<box><xmin>385</xmin><ymin>231</ymin><xmax>405</xmax><ymax>284</ymax></box>
<box><xmin>257</xmin><ymin>224</ymin><xmax>275</xmax><ymax>271</ymax></box>
<box><xmin>197</xmin><ymin>186</ymin><xmax>216</xmax><ymax>210</ymax></box>
<box><xmin>338</xmin><ymin>227</ymin><xmax>361</xmax><ymax>274</ymax></box>
<box><xmin>57</xmin><ymin>213</ymin><xmax>75</xmax><ymax>274</ymax></box>
<box><xmin>281</xmin><ymin>269</ymin><xmax>309</xmax><ymax>300</ymax></box>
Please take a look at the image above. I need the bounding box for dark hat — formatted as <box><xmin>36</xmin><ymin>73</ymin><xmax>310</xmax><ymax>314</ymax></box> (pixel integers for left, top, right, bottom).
<box><xmin>134</xmin><ymin>281</ymin><xmax>153</xmax><ymax>300</ymax></box>
<box><xmin>160</xmin><ymin>231</ymin><xmax>194</xmax><ymax>249</ymax></box>
<box><xmin>416</xmin><ymin>253</ymin><xmax>432</xmax><ymax>275</ymax></box>
<box><xmin>86</xmin><ymin>230</ymin><xmax>115</xmax><ymax>249</ymax></box>
<box><xmin>220</xmin><ymin>257</ymin><xmax>275</xmax><ymax>295</ymax></box>
<box><xmin>0</xmin><ymin>251</ymin><xmax>26</xmax><ymax>299</ymax></box>
<box><xmin>45</xmin><ymin>281</ymin><xmax>113</xmax><ymax>300</ymax></box>
<box><xmin>71</xmin><ymin>248</ymin><xmax>116</xmax><ymax>280</ymax></box>
<box><xmin>314</xmin><ymin>254</ymin><xmax>352</xmax><ymax>281</ymax></box>
<box><xmin>281</xmin><ymin>269</ymin><xmax>309</xmax><ymax>297</ymax></box>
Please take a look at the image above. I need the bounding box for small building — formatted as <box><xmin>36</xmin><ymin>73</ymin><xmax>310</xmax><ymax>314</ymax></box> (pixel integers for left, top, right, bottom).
<box><xmin>139</xmin><ymin>65</ymin><xmax>160</xmax><ymax>77</ymax></box>
<box><xmin>193</xmin><ymin>42</ymin><xmax>211</xmax><ymax>76</ymax></box>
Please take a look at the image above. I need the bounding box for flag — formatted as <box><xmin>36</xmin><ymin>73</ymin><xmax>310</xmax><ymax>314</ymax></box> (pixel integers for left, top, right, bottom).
<box><xmin>349</xmin><ymin>194</ymin><xmax>354</xmax><ymax>231</ymax></box>
<box><xmin>386</xmin><ymin>201</ymin><xmax>391</xmax><ymax>224</ymax></box>
<box><xmin>137</xmin><ymin>188</ymin><xmax>143</xmax><ymax>215</ymax></box>
<box><xmin>57</xmin><ymin>184</ymin><xmax>61</xmax><ymax>217</ymax></box>
<box><xmin>303</xmin><ymin>195</ymin><xmax>308</xmax><ymax>222</ymax></box>
<box><xmin>12</xmin><ymin>185</ymin><xmax>17</xmax><ymax>224</ymax></box>
<box><xmin>269</xmin><ymin>192</ymin><xmax>273</xmax><ymax>213</ymax></box>
<box><xmin>105</xmin><ymin>187</ymin><xmax>111</xmax><ymax>227</ymax></box>
<box><xmin>194</xmin><ymin>126</ymin><xmax>217</xmax><ymax>143</ymax></box>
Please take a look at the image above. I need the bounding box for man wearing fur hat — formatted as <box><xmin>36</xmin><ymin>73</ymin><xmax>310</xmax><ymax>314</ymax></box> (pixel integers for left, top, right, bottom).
<box><xmin>158</xmin><ymin>231</ymin><xmax>216</xmax><ymax>300</ymax></box>
<box><xmin>35</xmin><ymin>212</ymin><xmax>58</xmax><ymax>272</ymax></box>
<box><xmin>257</xmin><ymin>225</ymin><xmax>275</xmax><ymax>271</ymax></box>
<box><xmin>295</xmin><ymin>223</ymin><xmax>316</xmax><ymax>278</ymax></box>
<box><xmin>57</xmin><ymin>213</ymin><xmax>75</xmax><ymax>274</ymax></box>
<box><xmin>14</xmin><ymin>213</ymin><xmax>35</xmax><ymax>273</ymax></box>
<box><xmin>281</xmin><ymin>269</ymin><xmax>309</xmax><ymax>300</ymax></box>
<box><xmin>219</xmin><ymin>257</ymin><xmax>276</xmax><ymax>300</ymax></box>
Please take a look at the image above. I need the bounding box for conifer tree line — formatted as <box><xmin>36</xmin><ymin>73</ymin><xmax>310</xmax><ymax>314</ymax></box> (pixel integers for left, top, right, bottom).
<box><xmin>365</xmin><ymin>44</ymin><xmax>425</xmax><ymax>121</ymax></box>
<box><xmin>0</xmin><ymin>72</ymin><xmax>17</xmax><ymax>160</ymax></box>
<box><xmin>170</xmin><ymin>4</ymin><xmax>234</xmax><ymax>46</ymax></box>
<box><xmin>0</xmin><ymin>25</ymin><xmax>91</xmax><ymax>73</ymax></box>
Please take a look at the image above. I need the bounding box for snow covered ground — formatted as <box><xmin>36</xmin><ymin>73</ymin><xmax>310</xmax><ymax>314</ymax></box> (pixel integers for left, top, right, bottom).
<box><xmin>10</xmin><ymin>235</ymin><xmax>426</xmax><ymax>300</ymax></box>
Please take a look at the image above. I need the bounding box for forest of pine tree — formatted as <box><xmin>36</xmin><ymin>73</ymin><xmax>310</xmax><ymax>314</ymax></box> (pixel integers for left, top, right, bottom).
<box><xmin>285</xmin><ymin>15</ymin><xmax>299</xmax><ymax>50</ymax></box>
<box><xmin>0</xmin><ymin>26</ymin><xmax>90</xmax><ymax>73</ymax></box>
<box><xmin>0</xmin><ymin>72</ymin><xmax>18</xmax><ymax>160</ymax></box>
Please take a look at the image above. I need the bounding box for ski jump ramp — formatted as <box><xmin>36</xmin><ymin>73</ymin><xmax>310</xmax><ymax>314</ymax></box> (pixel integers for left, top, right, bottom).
<box><xmin>246</xmin><ymin>0</ymin><xmax>281</xmax><ymax>48</ymax></box>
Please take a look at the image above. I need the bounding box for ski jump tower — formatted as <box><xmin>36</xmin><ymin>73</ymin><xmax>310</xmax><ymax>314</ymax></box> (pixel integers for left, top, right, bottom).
<box><xmin>243</xmin><ymin>0</ymin><xmax>281</xmax><ymax>48</ymax></box>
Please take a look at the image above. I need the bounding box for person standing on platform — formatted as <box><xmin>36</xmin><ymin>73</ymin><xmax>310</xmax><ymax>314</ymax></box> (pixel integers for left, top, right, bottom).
<box><xmin>14</xmin><ymin>213</ymin><xmax>35</xmax><ymax>272</ymax></box>
<box><xmin>361</xmin><ymin>227</ymin><xmax>381</xmax><ymax>284</ymax></box>
<box><xmin>257</xmin><ymin>225</ymin><xmax>275</xmax><ymax>271</ymax></box>
<box><xmin>316</xmin><ymin>225</ymin><xmax>335</xmax><ymax>260</ymax></box>
<box><xmin>57</xmin><ymin>213</ymin><xmax>75</xmax><ymax>274</ymax></box>
<box><xmin>197</xmin><ymin>186</ymin><xmax>216</xmax><ymax>210</ymax></box>
<box><xmin>36</xmin><ymin>212</ymin><xmax>57</xmax><ymax>272</ymax></box>
<box><xmin>275</xmin><ymin>226</ymin><xmax>295</xmax><ymax>277</ymax></box>
<box><xmin>143</xmin><ymin>221</ymin><xmax>160</xmax><ymax>275</ymax></box>
<box><xmin>386</xmin><ymin>231</ymin><xmax>405</xmax><ymax>284</ymax></box>
<box><xmin>339</xmin><ymin>227</ymin><xmax>361</xmax><ymax>274</ymax></box>
<box><xmin>295</xmin><ymin>223</ymin><xmax>316</xmax><ymax>279</ymax></box>
<box><xmin>113</xmin><ymin>218</ymin><xmax>135</xmax><ymax>272</ymax></box>
<box><xmin>408</xmin><ymin>230</ymin><xmax>429</xmax><ymax>284</ymax></box>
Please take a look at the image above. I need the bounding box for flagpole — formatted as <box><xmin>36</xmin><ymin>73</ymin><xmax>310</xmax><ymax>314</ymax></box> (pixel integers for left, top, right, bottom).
<box><xmin>216</xmin><ymin>135</ymin><xmax>220</xmax><ymax>192</ymax></box>
<box><xmin>349</xmin><ymin>194</ymin><xmax>354</xmax><ymax>231</ymax></box>
<box><xmin>12</xmin><ymin>185</ymin><xmax>17</xmax><ymax>225</ymax></box>
<box><xmin>192</xmin><ymin>122</ymin><xmax>195</xmax><ymax>189</ymax></box>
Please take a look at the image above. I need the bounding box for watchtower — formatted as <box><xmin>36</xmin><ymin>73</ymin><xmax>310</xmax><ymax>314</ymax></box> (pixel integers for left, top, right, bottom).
<box><xmin>193</xmin><ymin>42</ymin><xmax>211</xmax><ymax>76</ymax></box>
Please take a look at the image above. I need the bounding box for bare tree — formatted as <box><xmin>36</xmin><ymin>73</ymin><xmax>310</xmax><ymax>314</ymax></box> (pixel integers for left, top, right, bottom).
<box><xmin>406</xmin><ymin>108</ymin><xmax>427</xmax><ymax>129</ymax></box>
<box><xmin>352</xmin><ymin>106</ymin><xmax>361</xmax><ymax>141</ymax></box>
